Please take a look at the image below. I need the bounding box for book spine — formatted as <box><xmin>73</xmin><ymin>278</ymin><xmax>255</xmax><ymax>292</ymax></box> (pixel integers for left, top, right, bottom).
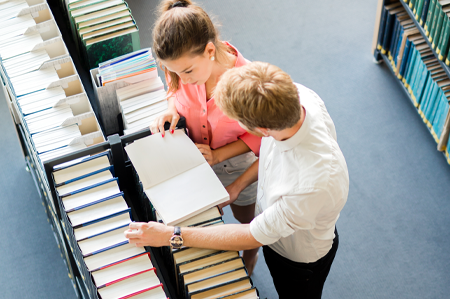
<box><xmin>73</xmin><ymin>208</ymin><xmax>131</xmax><ymax>230</ymax></box>
<box><xmin>432</xmin><ymin>9</ymin><xmax>444</xmax><ymax>50</ymax></box>
<box><xmin>382</xmin><ymin>12</ymin><xmax>396</xmax><ymax>54</ymax></box>
<box><xmin>97</xmin><ymin>268</ymin><xmax>156</xmax><ymax>289</ymax></box>
<box><xmin>76</xmin><ymin>223</ymin><xmax>129</xmax><ymax>242</ymax></box>
<box><xmin>389</xmin><ymin>18</ymin><xmax>400</xmax><ymax>59</ymax></box>
<box><xmin>425</xmin><ymin>0</ymin><xmax>436</xmax><ymax>34</ymax></box>
<box><xmin>416</xmin><ymin>0</ymin><xmax>425</xmax><ymax>20</ymax></box>
<box><xmin>399</xmin><ymin>40</ymin><xmax>412</xmax><ymax>77</ymax></box>
<box><xmin>439</xmin><ymin>17</ymin><xmax>450</xmax><ymax>60</ymax></box>
<box><xmin>60</xmin><ymin>177</ymin><xmax>118</xmax><ymax>197</ymax></box>
<box><xmin>377</xmin><ymin>5</ymin><xmax>389</xmax><ymax>51</ymax></box>
<box><xmin>428</xmin><ymin>1</ymin><xmax>440</xmax><ymax>42</ymax></box>
<box><xmin>420</xmin><ymin>0</ymin><xmax>430</xmax><ymax>26</ymax></box>
<box><xmin>118</xmin><ymin>283</ymin><xmax>164</xmax><ymax>299</ymax></box>
<box><xmin>410</xmin><ymin>0</ymin><xmax>416</xmax><ymax>9</ymax></box>
<box><xmin>65</xmin><ymin>191</ymin><xmax>124</xmax><ymax>213</ymax></box>
<box><xmin>83</xmin><ymin>240</ymin><xmax>129</xmax><ymax>258</ymax></box>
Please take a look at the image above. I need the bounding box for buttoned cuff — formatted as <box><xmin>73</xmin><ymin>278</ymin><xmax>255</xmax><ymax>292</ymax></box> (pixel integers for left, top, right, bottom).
<box><xmin>239</xmin><ymin>133</ymin><xmax>261</xmax><ymax>157</ymax></box>
<box><xmin>249</xmin><ymin>216</ymin><xmax>280</xmax><ymax>245</ymax></box>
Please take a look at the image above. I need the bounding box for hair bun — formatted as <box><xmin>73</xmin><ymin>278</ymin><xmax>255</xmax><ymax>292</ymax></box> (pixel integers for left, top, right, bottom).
<box><xmin>171</xmin><ymin>1</ymin><xmax>187</xmax><ymax>8</ymax></box>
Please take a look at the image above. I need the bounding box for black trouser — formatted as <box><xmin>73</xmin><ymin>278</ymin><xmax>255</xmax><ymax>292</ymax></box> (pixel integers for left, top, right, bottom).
<box><xmin>263</xmin><ymin>229</ymin><xmax>339</xmax><ymax>299</ymax></box>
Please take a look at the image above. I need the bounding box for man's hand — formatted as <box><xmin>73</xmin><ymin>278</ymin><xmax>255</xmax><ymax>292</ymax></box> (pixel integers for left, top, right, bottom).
<box><xmin>124</xmin><ymin>222</ymin><xmax>173</xmax><ymax>247</ymax></box>
<box><xmin>218</xmin><ymin>183</ymin><xmax>241</xmax><ymax>210</ymax></box>
<box><xmin>196</xmin><ymin>144</ymin><xmax>220</xmax><ymax>166</ymax></box>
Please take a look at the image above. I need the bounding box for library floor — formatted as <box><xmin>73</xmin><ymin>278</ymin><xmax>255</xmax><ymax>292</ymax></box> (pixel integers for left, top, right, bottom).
<box><xmin>1</xmin><ymin>0</ymin><xmax>450</xmax><ymax>298</ymax></box>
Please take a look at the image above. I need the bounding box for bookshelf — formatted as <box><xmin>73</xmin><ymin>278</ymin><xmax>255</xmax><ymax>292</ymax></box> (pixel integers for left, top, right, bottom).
<box><xmin>373</xmin><ymin>0</ymin><xmax>450</xmax><ymax>161</ymax></box>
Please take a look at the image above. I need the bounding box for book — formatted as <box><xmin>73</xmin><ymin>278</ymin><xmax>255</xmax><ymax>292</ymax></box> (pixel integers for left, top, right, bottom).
<box><xmin>84</xmin><ymin>242</ymin><xmax>146</xmax><ymax>271</ymax></box>
<box><xmin>53</xmin><ymin>152</ymin><xmax>110</xmax><ymax>185</ymax></box>
<box><xmin>216</xmin><ymin>288</ymin><xmax>258</xmax><ymax>299</ymax></box>
<box><xmin>125</xmin><ymin>130</ymin><xmax>229</xmax><ymax>226</ymax></box>
<box><xmin>178</xmin><ymin>251</ymin><xmax>240</xmax><ymax>277</ymax></box>
<box><xmin>97</xmin><ymin>269</ymin><xmax>161</xmax><ymax>299</ymax></box>
<box><xmin>189</xmin><ymin>277</ymin><xmax>252</xmax><ymax>299</ymax></box>
<box><xmin>61</xmin><ymin>179</ymin><xmax>121</xmax><ymax>212</ymax></box>
<box><xmin>72</xmin><ymin>209</ymin><xmax>130</xmax><ymax>239</ymax></box>
<box><xmin>420</xmin><ymin>0</ymin><xmax>430</xmax><ymax>25</ymax></box>
<box><xmin>56</xmin><ymin>168</ymin><xmax>113</xmax><ymax>196</ymax></box>
<box><xmin>124</xmin><ymin>285</ymin><xmax>167</xmax><ymax>299</ymax></box>
<box><xmin>92</xmin><ymin>253</ymin><xmax>154</xmax><ymax>288</ymax></box>
<box><xmin>78</xmin><ymin>225</ymin><xmax>129</xmax><ymax>257</ymax></box>
<box><xmin>425</xmin><ymin>0</ymin><xmax>437</xmax><ymax>34</ymax></box>
<box><xmin>186</xmin><ymin>268</ymin><xmax>248</xmax><ymax>298</ymax></box>
<box><xmin>67</xmin><ymin>193</ymin><xmax>129</xmax><ymax>231</ymax></box>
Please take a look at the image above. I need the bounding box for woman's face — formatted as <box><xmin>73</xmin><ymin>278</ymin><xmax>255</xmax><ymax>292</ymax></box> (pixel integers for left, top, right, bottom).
<box><xmin>161</xmin><ymin>43</ymin><xmax>215</xmax><ymax>86</ymax></box>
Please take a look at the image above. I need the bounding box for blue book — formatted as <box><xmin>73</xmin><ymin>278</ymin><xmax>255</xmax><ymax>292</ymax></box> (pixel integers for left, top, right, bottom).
<box><xmin>402</xmin><ymin>41</ymin><xmax>416</xmax><ymax>83</ymax></box>
<box><xmin>420</xmin><ymin>79</ymin><xmax>436</xmax><ymax>116</ymax></box>
<box><xmin>74</xmin><ymin>210</ymin><xmax>131</xmax><ymax>242</ymax></box>
<box><xmin>394</xmin><ymin>27</ymin><xmax>404</xmax><ymax>66</ymax></box>
<box><xmin>60</xmin><ymin>177</ymin><xmax>118</xmax><ymax>198</ymax></box>
<box><xmin>399</xmin><ymin>40</ymin><xmax>412</xmax><ymax>77</ymax></box>
<box><xmin>432</xmin><ymin>93</ymin><xmax>448</xmax><ymax>139</ymax></box>
<box><xmin>423</xmin><ymin>82</ymin><xmax>439</xmax><ymax>123</ymax></box>
<box><xmin>382</xmin><ymin>7</ymin><xmax>400</xmax><ymax>54</ymax></box>
<box><xmin>409</xmin><ymin>52</ymin><xmax>424</xmax><ymax>94</ymax></box>
<box><xmin>405</xmin><ymin>48</ymin><xmax>419</xmax><ymax>87</ymax></box>
<box><xmin>417</xmin><ymin>72</ymin><xmax>430</xmax><ymax>105</ymax></box>
<box><xmin>418</xmin><ymin>73</ymin><xmax>432</xmax><ymax>108</ymax></box>
<box><xmin>428</xmin><ymin>88</ymin><xmax>444</xmax><ymax>126</ymax></box>
<box><xmin>411</xmin><ymin>60</ymin><xmax>425</xmax><ymax>96</ymax></box>
<box><xmin>420</xmin><ymin>0</ymin><xmax>431</xmax><ymax>26</ymax></box>
<box><xmin>389</xmin><ymin>18</ymin><xmax>400</xmax><ymax>58</ymax></box>
<box><xmin>78</xmin><ymin>225</ymin><xmax>130</xmax><ymax>258</ymax></box>
<box><xmin>377</xmin><ymin>5</ymin><xmax>389</xmax><ymax>51</ymax></box>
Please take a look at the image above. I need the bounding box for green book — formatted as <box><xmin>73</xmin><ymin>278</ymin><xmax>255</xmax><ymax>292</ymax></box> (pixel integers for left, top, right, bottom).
<box><xmin>415</xmin><ymin>0</ymin><xmax>425</xmax><ymax>19</ymax></box>
<box><xmin>77</xmin><ymin>9</ymin><xmax>131</xmax><ymax>30</ymax></box>
<box><xmin>446</xmin><ymin>38</ymin><xmax>450</xmax><ymax>65</ymax></box>
<box><xmin>425</xmin><ymin>0</ymin><xmax>437</xmax><ymax>35</ymax></box>
<box><xmin>439</xmin><ymin>17</ymin><xmax>450</xmax><ymax>60</ymax></box>
<box><xmin>432</xmin><ymin>9</ymin><xmax>444</xmax><ymax>49</ymax></box>
<box><xmin>68</xmin><ymin>0</ymin><xmax>109</xmax><ymax>11</ymax></box>
<box><xmin>428</xmin><ymin>1</ymin><xmax>441</xmax><ymax>43</ymax></box>
<box><xmin>82</xmin><ymin>25</ymin><xmax>140</xmax><ymax>69</ymax></box>
<box><xmin>410</xmin><ymin>0</ymin><xmax>416</xmax><ymax>9</ymax></box>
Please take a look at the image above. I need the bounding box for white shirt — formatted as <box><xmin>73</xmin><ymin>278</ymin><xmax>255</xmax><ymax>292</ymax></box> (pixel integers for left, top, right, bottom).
<box><xmin>249</xmin><ymin>83</ymin><xmax>349</xmax><ymax>263</ymax></box>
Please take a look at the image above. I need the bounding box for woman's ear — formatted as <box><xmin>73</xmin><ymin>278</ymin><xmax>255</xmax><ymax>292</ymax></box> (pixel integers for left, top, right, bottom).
<box><xmin>204</xmin><ymin>42</ymin><xmax>216</xmax><ymax>58</ymax></box>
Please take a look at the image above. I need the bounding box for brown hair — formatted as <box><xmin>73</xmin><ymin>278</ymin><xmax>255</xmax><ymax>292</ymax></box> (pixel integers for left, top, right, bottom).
<box><xmin>215</xmin><ymin>62</ymin><xmax>301</xmax><ymax>130</ymax></box>
<box><xmin>153</xmin><ymin>0</ymin><xmax>229</xmax><ymax>94</ymax></box>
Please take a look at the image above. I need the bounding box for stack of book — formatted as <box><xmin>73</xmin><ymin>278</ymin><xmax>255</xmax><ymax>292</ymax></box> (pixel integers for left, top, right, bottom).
<box><xmin>65</xmin><ymin>0</ymin><xmax>140</xmax><ymax>69</ymax></box>
<box><xmin>0</xmin><ymin>0</ymin><xmax>104</xmax><ymax>166</ymax></box>
<box><xmin>125</xmin><ymin>130</ymin><xmax>259</xmax><ymax>299</ymax></box>
<box><xmin>379</xmin><ymin>1</ymin><xmax>450</xmax><ymax>146</ymax></box>
<box><xmin>53</xmin><ymin>152</ymin><xmax>168</xmax><ymax>299</ymax></box>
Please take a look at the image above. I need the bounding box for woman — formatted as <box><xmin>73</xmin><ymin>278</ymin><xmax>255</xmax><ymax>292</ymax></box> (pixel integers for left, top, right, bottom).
<box><xmin>150</xmin><ymin>0</ymin><xmax>260</xmax><ymax>274</ymax></box>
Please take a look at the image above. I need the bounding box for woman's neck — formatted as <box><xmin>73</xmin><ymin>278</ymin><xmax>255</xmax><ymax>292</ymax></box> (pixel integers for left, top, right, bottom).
<box><xmin>206</xmin><ymin>50</ymin><xmax>237</xmax><ymax>97</ymax></box>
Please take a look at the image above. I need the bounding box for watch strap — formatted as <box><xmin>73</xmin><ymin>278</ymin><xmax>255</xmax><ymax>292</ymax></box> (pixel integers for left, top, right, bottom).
<box><xmin>174</xmin><ymin>226</ymin><xmax>181</xmax><ymax>236</ymax></box>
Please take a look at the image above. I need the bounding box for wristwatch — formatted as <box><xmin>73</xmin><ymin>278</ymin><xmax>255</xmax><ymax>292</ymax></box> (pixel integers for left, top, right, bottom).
<box><xmin>169</xmin><ymin>226</ymin><xmax>183</xmax><ymax>249</ymax></box>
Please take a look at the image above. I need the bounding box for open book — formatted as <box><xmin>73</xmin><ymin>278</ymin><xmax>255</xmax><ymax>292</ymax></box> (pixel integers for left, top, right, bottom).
<box><xmin>125</xmin><ymin>130</ymin><xmax>229</xmax><ymax>225</ymax></box>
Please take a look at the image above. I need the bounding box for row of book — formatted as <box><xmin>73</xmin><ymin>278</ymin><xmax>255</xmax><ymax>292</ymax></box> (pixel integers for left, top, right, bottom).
<box><xmin>0</xmin><ymin>0</ymin><xmax>104</xmax><ymax>195</ymax></box>
<box><xmin>125</xmin><ymin>131</ymin><xmax>259</xmax><ymax>298</ymax></box>
<box><xmin>90</xmin><ymin>48</ymin><xmax>167</xmax><ymax>136</ymax></box>
<box><xmin>382</xmin><ymin>1</ymin><xmax>450</xmax><ymax>146</ymax></box>
<box><xmin>158</xmin><ymin>208</ymin><xmax>259</xmax><ymax>299</ymax></box>
<box><xmin>62</xmin><ymin>0</ymin><xmax>140</xmax><ymax>69</ymax></box>
<box><xmin>53</xmin><ymin>151</ymin><xmax>168</xmax><ymax>299</ymax></box>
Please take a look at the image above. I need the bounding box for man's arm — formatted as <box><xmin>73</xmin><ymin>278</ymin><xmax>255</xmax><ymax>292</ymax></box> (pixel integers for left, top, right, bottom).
<box><xmin>221</xmin><ymin>159</ymin><xmax>259</xmax><ymax>208</ymax></box>
<box><xmin>124</xmin><ymin>222</ymin><xmax>262</xmax><ymax>251</ymax></box>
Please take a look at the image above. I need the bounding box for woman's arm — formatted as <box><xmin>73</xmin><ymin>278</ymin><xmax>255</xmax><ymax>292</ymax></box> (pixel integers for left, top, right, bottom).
<box><xmin>196</xmin><ymin>139</ymin><xmax>250</xmax><ymax>166</ymax></box>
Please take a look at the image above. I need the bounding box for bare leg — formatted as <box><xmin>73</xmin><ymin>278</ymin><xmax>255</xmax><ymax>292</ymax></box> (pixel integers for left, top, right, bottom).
<box><xmin>230</xmin><ymin>202</ymin><xmax>259</xmax><ymax>276</ymax></box>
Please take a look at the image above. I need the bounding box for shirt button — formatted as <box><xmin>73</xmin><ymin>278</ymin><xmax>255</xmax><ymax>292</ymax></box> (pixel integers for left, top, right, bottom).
<box><xmin>202</xmin><ymin>125</ymin><xmax>206</xmax><ymax>128</ymax></box>
<box><xmin>203</xmin><ymin>109</ymin><xmax>206</xmax><ymax>113</ymax></box>
<box><xmin>204</xmin><ymin>137</ymin><xmax>207</xmax><ymax>140</ymax></box>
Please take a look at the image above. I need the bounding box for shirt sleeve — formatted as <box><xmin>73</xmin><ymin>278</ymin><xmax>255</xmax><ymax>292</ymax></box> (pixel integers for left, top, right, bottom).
<box><xmin>239</xmin><ymin>132</ymin><xmax>262</xmax><ymax>156</ymax></box>
<box><xmin>250</xmin><ymin>188</ymin><xmax>330</xmax><ymax>245</ymax></box>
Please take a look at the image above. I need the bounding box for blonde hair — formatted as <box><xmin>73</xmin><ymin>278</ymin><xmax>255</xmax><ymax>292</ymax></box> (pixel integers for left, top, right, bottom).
<box><xmin>153</xmin><ymin>0</ymin><xmax>229</xmax><ymax>94</ymax></box>
<box><xmin>215</xmin><ymin>62</ymin><xmax>301</xmax><ymax>130</ymax></box>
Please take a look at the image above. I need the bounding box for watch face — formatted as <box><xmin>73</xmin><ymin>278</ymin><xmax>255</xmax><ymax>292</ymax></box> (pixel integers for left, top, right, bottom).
<box><xmin>170</xmin><ymin>236</ymin><xmax>183</xmax><ymax>248</ymax></box>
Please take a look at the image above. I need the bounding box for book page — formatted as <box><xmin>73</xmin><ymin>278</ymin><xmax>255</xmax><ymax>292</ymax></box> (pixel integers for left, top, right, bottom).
<box><xmin>190</xmin><ymin>278</ymin><xmax>251</xmax><ymax>299</ymax></box>
<box><xmin>77</xmin><ymin>226</ymin><xmax>128</xmax><ymax>256</ymax></box>
<box><xmin>123</xmin><ymin>286</ymin><xmax>166</xmax><ymax>299</ymax></box>
<box><xmin>84</xmin><ymin>243</ymin><xmax>146</xmax><ymax>271</ymax></box>
<box><xmin>125</xmin><ymin>129</ymin><xmax>206</xmax><ymax>189</ymax></box>
<box><xmin>97</xmin><ymin>270</ymin><xmax>160</xmax><ymax>299</ymax></box>
<box><xmin>188</xmin><ymin>268</ymin><xmax>247</xmax><ymax>294</ymax></box>
<box><xmin>56</xmin><ymin>170</ymin><xmax>113</xmax><ymax>196</ymax></box>
<box><xmin>92</xmin><ymin>254</ymin><xmax>153</xmax><ymax>287</ymax></box>
<box><xmin>53</xmin><ymin>154</ymin><xmax>110</xmax><ymax>184</ymax></box>
<box><xmin>145</xmin><ymin>163</ymin><xmax>229</xmax><ymax>226</ymax></box>
<box><xmin>73</xmin><ymin>210</ymin><xmax>130</xmax><ymax>240</ymax></box>
<box><xmin>184</xmin><ymin>258</ymin><xmax>244</xmax><ymax>285</ymax></box>
<box><xmin>62</xmin><ymin>180</ymin><xmax>120</xmax><ymax>212</ymax></box>
<box><xmin>174</xmin><ymin>248</ymin><xmax>219</xmax><ymax>265</ymax></box>
<box><xmin>70</xmin><ymin>195</ymin><xmax>128</xmax><ymax>230</ymax></box>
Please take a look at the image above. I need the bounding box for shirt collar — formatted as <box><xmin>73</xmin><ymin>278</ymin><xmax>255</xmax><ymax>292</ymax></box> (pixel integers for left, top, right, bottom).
<box><xmin>274</xmin><ymin>107</ymin><xmax>310</xmax><ymax>152</ymax></box>
<box><xmin>223</xmin><ymin>41</ymin><xmax>247</xmax><ymax>67</ymax></box>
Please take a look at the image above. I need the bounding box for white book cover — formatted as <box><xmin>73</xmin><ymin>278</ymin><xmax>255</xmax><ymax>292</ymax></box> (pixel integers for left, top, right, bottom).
<box><xmin>92</xmin><ymin>254</ymin><xmax>153</xmax><ymax>287</ymax></box>
<box><xmin>0</xmin><ymin>13</ymin><xmax>32</xmax><ymax>29</ymax></box>
<box><xmin>122</xmin><ymin>93</ymin><xmax>166</xmax><ymax>115</ymax></box>
<box><xmin>70</xmin><ymin>196</ymin><xmax>128</xmax><ymax>230</ymax></box>
<box><xmin>123</xmin><ymin>286</ymin><xmax>166</xmax><ymax>299</ymax></box>
<box><xmin>83</xmin><ymin>242</ymin><xmax>146</xmax><ymax>271</ymax></box>
<box><xmin>120</xmin><ymin>89</ymin><xmax>166</xmax><ymax>110</ymax></box>
<box><xmin>39</xmin><ymin>143</ymin><xmax>87</xmax><ymax>162</ymax></box>
<box><xmin>125</xmin><ymin>103</ymin><xmax>167</xmax><ymax>125</ymax></box>
<box><xmin>125</xmin><ymin>130</ymin><xmax>229</xmax><ymax>225</ymax></box>
<box><xmin>97</xmin><ymin>270</ymin><xmax>161</xmax><ymax>299</ymax></box>
<box><xmin>0</xmin><ymin>32</ymin><xmax>42</xmax><ymax>59</ymax></box>
<box><xmin>124</xmin><ymin>99</ymin><xmax>167</xmax><ymax>119</ymax></box>
<box><xmin>53</xmin><ymin>154</ymin><xmax>110</xmax><ymax>184</ymax></box>
<box><xmin>62</xmin><ymin>180</ymin><xmax>120</xmax><ymax>212</ymax></box>
<box><xmin>73</xmin><ymin>210</ymin><xmax>130</xmax><ymax>240</ymax></box>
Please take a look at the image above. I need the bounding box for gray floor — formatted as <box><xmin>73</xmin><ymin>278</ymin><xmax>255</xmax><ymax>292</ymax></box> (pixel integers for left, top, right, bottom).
<box><xmin>1</xmin><ymin>0</ymin><xmax>450</xmax><ymax>298</ymax></box>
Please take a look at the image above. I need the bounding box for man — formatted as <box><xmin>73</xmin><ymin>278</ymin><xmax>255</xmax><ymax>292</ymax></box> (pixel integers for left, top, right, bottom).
<box><xmin>125</xmin><ymin>61</ymin><xmax>349</xmax><ymax>298</ymax></box>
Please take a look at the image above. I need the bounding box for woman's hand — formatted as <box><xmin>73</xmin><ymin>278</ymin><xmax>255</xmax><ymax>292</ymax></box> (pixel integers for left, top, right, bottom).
<box><xmin>196</xmin><ymin>144</ymin><xmax>220</xmax><ymax>166</ymax></box>
<box><xmin>149</xmin><ymin>107</ymin><xmax>180</xmax><ymax>137</ymax></box>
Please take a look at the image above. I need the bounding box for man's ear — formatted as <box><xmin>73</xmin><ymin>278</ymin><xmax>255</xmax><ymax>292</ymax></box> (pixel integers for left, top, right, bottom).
<box><xmin>255</xmin><ymin>127</ymin><xmax>270</xmax><ymax>137</ymax></box>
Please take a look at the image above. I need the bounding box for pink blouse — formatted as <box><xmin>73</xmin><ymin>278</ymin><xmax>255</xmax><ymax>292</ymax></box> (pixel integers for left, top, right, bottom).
<box><xmin>169</xmin><ymin>42</ymin><xmax>261</xmax><ymax>155</ymax></box>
